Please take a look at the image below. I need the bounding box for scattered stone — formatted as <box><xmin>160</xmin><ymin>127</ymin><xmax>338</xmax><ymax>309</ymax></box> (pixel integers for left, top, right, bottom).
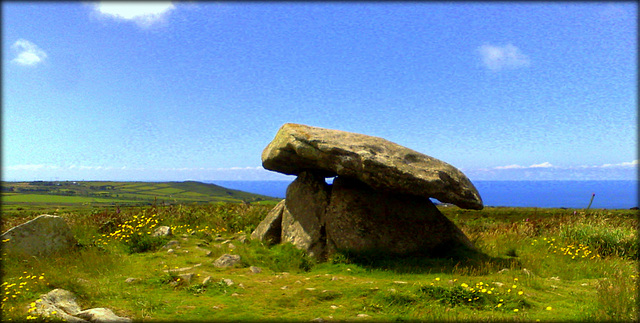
<box><xmin>213</xmin><ymin>254</ymin><xmax>241</xmax><ymax>268</ymax></box>
<box><xmin>227</xmin><ymin>243</ymin><xmax>236</xmax><ymax>249</ymax></box>
<box><xmin>357</xmin><ymin>314</ymin><xmax>370</xmax><ymax>318</ymax></box>
<box><xmin>281</xmin><ymin>286</ymin><xmax>289</xmax><ymax>290</ymax></box>
<box><xmin>493</xmin><ymin>282</ymin><xmax>504</xmax><ymax>287</ymax></box>
<box><xmin>76</xmin><ymin>308</ymin><xmax>132</xmax><ymax>323</ymax></box>
<box><xmin>202</xmin><ymin>276</ymin><xmax>212</xmax><ymax>286</ymax></box>
<box><xmin>204</xmin><ymin>250</ymin><xmax>213</xmax><ymax>257</ymax></box>
<box><xmin>306</xmin><ymin>288</ymin><xmax>316</xmax><ymax>291</ymax></box>
<box><xmin>124</xmin><ymin>278</ymin><xmax>138</xmax><ymax>284</ymax></box>
<box><xmin>498</xmin><ymin>268</ymin><xmax>510</xmax><ymax>274</ymax></box>
<box><xmin>178</xmin><ymin>273</ymin><xmax>194</xmax><ymax>284</ymax></box>
<box><xmin>151</xmin><ymin>226</ymin><xmax>172</xmax><ymax>237</ymax></box>
<box><xmin>167</xmin><ymin>249</ymin><xmax>175</xmax><ymax>254</ymax></box>
<box><xmin>222</xmin><ymin>278</ymin><xmax>234</xmax><ymax>286</ymax></box>
<box><xmin>261</xmin><ymin>123</ymin><xmax>483</xmax><ymax>209</ymax></box>
<box><xmin>236</xmin><ymin>235</ymin><xmax>248</xmax><ymax>244</ymax></box>
<box><xmin>330</xmin><ymin>305</ymin><xmax>339</xmax><ymax>309</ymax></box>
<box><xmin>249</xmin><ymin>266</ymin><xmax>262</xmax><ymax>274</ymax></box>
<box><xmin>33</xmin><ymin>289</ymin><xmax>130</xmax><ymax>323</ymax></box>
<box><xmin>393</xmin><ymin>281</ymin><xmax>408</xmax><ymax>284</ymax></box>
<box><xmin>311</xmin><ymin>318</ymin><xmax>325</xmax><ymax>322</ymax></box>
<box><xmin>550</xmin><ymin>276</ymin><xmax>560</xmax><ymax>281</ymax></box>
<box><xmin>163</xmin><ymin>240</ymin><xmax>179</xmax><ymax>249</ymax></box>
<box><xmin>1</xmin><ymin>215</ymin><xmax>78</xmax><ymax>257</ymax></box>
<box><xmin>231</xmin><ymin>293</ymin><xmax>240</xmax><ymax>297</ymax></box>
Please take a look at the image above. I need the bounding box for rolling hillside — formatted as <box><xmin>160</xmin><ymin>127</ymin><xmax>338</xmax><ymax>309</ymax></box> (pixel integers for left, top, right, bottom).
<box><xmin>1</xmin><ymin>180</ymin><xmax>280</xmax><ymax>212</ymax></box>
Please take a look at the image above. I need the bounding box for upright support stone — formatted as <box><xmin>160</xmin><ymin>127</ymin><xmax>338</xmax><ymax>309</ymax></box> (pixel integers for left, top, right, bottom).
<box><xmin>1</xmin><ymin>215</ymin><xmax>77</xmax><ymax>257</ymax></box>
<box><xmin>281</xmin><ymin>171</ymin><xmax>331</xmax><ymax>259</ymax></box>
<box><xmin>250</xmin><ymin>199</ymin><xmax>285</xmax><ymax>245</ymax></box>
<box><xmin>325</xmin><ymin>176</ymin><xmax>476</xmax><ymax>256</ymax></box>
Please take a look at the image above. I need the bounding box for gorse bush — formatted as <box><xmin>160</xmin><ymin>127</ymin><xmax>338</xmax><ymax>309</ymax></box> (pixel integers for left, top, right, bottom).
<box><xmin>559</xmin><ymin>217</ymin><xmax>638</xmax><ymax>260</ymax></box>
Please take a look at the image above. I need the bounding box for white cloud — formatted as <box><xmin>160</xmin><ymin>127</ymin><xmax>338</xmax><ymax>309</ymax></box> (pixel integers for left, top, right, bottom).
<box><xmin>529</xmin><ymin>162</ymin><xmax>554</xmax><ymax>168</ymax></box>
<box><xmin>477</xmin><ymin>43</ymin><xmax>531</xmax><ymax>71</ymax></box>
<box><xmin>601</xmin><ymin>160</ymin><xmax>638</xmax><ymax>168</ymax></box>
<box><xmin>93</xmin><ymin>1</ymin><xmax>176</xmax><ymax>28</ymax></box>
<box><xmin>11</xmin><ymin>39</ymin><xmax>47</xmax><ymax>66</ymax></box>
<box><xmin>494</xmin><ymin>164</ymin><xmax>525</xmax><ymax>170</ymax></box>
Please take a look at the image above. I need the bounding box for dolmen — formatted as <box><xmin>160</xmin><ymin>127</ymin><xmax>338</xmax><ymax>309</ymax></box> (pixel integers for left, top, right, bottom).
<box><xmin>251</xmin><ymin>123</ymin><xmax>483</xmax><ymax>260</ymax></box>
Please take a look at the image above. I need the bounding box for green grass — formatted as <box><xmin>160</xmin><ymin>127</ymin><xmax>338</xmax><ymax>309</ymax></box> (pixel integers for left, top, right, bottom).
<box><xmin>2</xmin><ymin>193</ymin><xmax>140</xmax><ymax>204</ymax></box>
<box><xmin>1</xmin><ymin>202</ymin><xmax>637</xmax><ymax>322</ymax></box>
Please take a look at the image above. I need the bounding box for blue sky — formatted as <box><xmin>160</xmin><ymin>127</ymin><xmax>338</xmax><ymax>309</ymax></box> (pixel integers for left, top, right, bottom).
<box><xmin>3</xmin><ymin>2</ymin><xmax>637</xmax><ymax>182</ymax></box>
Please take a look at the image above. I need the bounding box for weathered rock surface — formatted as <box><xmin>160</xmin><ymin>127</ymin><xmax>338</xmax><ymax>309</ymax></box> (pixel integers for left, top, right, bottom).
<box><xmin>262</xmin><ymin>123</ymin><xmax>482</xmax><ymax>210</ymax></box>
<box><xmin>324</xmin><ymin>176</ymin><xmax>475</xmax><ymax>256</ymax></box>
<box><xmin>281</xmin><ymin>172</ymin><xmax>331</xmax><ymax>258</ymax></box>
<box><xmin>33</xmin><ymin>289</ymin><xmax>131</xmax><ymax>323</ymax></box>
<box><xmin>152</xmin><ymin>225</ymin><xmax>172</xmax><ymax>237</ymax></box>
<box><xmin>1</xmin><ymin>215</ymin><xmax>77</xmax><ymax>257</ymax></box>
<box><xmin>250</xmin><ymin>199</ymin><xmax>285</xmax><ymax>245</ymax></box>
<box><xmin>213</xmin><ymin>254</ymin><xmax>242</xmax><ymax>268</ymax></box>
<box><xmin>76</xmin><ymin>308</ymin><xmax>131</xmax><ymax>323</ymax></box>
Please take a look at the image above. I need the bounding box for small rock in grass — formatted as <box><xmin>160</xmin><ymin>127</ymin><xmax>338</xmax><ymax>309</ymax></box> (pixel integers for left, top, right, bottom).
<box><xmin>163</xmin><ymin>240</ymin><xmax>179</xmax><ymax>249</ymax></box>
<box><xmin>222</xmin><ymin>278</ymin><xmax>234</xmax><ymax>286</ymax></box>
<box><xmin>249</xmin><ymin>266</ymin><xmax>262</xmax><ymax>274</ymax></box>
<box><xmin>167</xmin><ymin>249</ymin><xmax>175</xmax><ymax>254</ymax></box>
<box><xmin>357</xmin><ymin>314</ymin><xmax>370</xmax><ymax>318</ymax></box>
<box><xmin>178</xmin><ymin>273</ymin><xmax>194</xmax><ymax>284</ymax></box>
<box><xmin>152</xmin><ymin>226</ymin><xmax>171</xmax><ymax>237</ymax></box>
<box><xmin>213</xmin><ymin>254</ymin><xmax>241</xmax><ymax>268</ymax></box>
<box><xmin>202</xmin><ymin>276</ymin><xmax>212</xmax><ymax>286</ymax></box>
<box><xmin>311</xmin><ymin>318</ymin><xmax>325</xmax><ymax>322</ymax></box>
<box><xmin>124</xmin><ymin>278</ymin><xmax>138</xmax><ymax>284</ymax></box>
<box><xmin>76</xmin><ymin>308</ymin><xmax>131</xmax><ymax>323</ymax></box>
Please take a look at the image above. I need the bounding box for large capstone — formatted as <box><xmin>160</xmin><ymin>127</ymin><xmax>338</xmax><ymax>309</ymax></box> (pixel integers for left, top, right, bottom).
<box><xmin>262</xmin><ymin>123</ymin><xmax>482</xmax><ymax>210</ymax></box>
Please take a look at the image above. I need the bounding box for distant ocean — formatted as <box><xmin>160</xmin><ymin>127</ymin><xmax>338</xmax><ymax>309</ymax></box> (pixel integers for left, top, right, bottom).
<box><xmin>207</xmin><ymin>180</ymin><xmax>638</xmax><ymax>210</ymax></box>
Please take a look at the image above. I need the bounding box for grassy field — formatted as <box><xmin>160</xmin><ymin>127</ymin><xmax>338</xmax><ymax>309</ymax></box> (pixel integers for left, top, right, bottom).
<box><xmin>1</xmin><ymin>187</ymin><xmax>637</xmax><ymax>322</ymax></box>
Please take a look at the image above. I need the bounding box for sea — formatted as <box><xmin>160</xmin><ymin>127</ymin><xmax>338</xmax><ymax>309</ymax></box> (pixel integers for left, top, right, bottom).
<box><xmin>206</xmin><ymin>180</ymin><xmax>639</xmax><ymax>210</ymax></box>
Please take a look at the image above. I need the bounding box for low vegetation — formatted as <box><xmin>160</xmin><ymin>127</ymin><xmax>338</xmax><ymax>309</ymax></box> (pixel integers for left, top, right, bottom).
<box><xmin>1</xmin><ymin>183</ymin><xmax>637</xmax><ymax>322</ymax></box>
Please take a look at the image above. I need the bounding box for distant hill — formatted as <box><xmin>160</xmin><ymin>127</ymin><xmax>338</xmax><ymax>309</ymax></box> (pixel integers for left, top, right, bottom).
<box><xmin>1</xmin><ymin>181</ymin><xmax>280</xmax><ymax>211</ymax></box>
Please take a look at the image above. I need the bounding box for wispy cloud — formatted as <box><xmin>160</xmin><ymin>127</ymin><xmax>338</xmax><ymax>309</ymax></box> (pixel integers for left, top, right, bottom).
<box><xmin>529</xmin><ymin>162</ymin><xmax>554</xmax><ymax>168</ymax></box>
<box><xmin>11</xmin><ymin>39</ymin><xmax>47</xmax><ymax>66</ymax></box>
<box><xmin>477</xmin><ymin>43</ymin><xmax>530</xmax><ymax>71</ymax></box>
<box><xmin>601</xmin><ymin>160</ymin><xmax>639</xmax><ymax>168</ymax></box>
<box><xmin>493</xmin><ymin>164</ymin><xmax>525</xmax><ymax>170</ymax></box>
<box><xmin>491</xmin><ymin>160</ymin><xmax>638</xmax><ymax>171</ymax></box>
<box><xmin>494</xmin><ymin>162</ymin><xmax>554</xmax><ymax>170</ymax></box>
<box><xmin>92</xmin><ymin>1</ymin><xmax>176</xmax><ymax>28</ymax></box>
